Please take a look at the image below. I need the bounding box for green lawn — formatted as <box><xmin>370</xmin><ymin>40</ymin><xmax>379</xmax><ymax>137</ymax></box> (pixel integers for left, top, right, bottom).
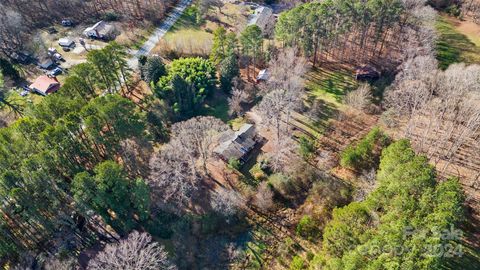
<box><xmin>305</xmin><ymin>67</ymin><xmax>358</xmax><ymax>108</ymax></box>
<box><xmin>303</xmin><ymin>66</ymin><xmax>358</xmax><ymax>131</ymax></box>
<box><xmin>436</xmin><ymin>17</ymin><xmax>480</xmax><ymax>69</ymax></box>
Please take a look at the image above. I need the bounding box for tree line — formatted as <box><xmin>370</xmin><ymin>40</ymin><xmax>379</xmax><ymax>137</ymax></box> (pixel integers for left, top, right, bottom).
<box><xmin>275</xmin><ymin>0</ymin><xmax>434</xmax><ymax>67</ymax></box>
<box><xmin>314</xmin><ymin>139</ymin><xmax>465</xmax><ymax>269</ymax></box>
<box><xmin>0</xmin><ymin>43</ymin><xmax>164</xmax><ymax>264</ymax></box>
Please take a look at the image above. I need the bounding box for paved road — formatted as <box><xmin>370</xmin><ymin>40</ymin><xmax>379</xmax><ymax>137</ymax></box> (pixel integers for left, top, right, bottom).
<box><xmin>127</xmin><ymin>0</ymin><xmax>192</xmax><ymax>69</ymax></box>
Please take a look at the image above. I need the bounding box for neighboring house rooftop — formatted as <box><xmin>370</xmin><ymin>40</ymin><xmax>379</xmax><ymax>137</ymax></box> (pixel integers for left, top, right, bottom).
<box><xmin>84</xmin><ymin>21</ymin><xmax>115</xmax><ymax>39</ymax></box>
<box><xmin>29</xmin><ymin>75</ymin><xmax>60</xmax><ymax>96</ymax></box>
<box><xmin>355</xmin><ymin>65</ymin><xmax>380</xmax><ymax>80</ymax></box>
<box><xmin>248</xmin><ymin>6</ymin><xmax>273</xmax><ymax>31</ymax></box>
<box><xmin>215</xmin><ymin>124</ymin><xmax>257</xmax><ymax>162</ymax></box>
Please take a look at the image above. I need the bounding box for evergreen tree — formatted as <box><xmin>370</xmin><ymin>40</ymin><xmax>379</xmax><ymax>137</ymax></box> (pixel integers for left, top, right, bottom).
<box><xmin>219</xmin><ymin>53</ymin><xmax>239</xmax><ymax>92</ymax></box>
<box><xmin>240</xmin><ymin>25</ymin><xmax>263</xmax><ymax>80</ymax></box>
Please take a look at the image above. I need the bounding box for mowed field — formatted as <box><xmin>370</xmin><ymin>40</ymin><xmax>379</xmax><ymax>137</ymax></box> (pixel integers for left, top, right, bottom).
<box><xmin>436</xmin><ymin>15</ymin><xmax>480</xmax><ymax>69</ymax></box>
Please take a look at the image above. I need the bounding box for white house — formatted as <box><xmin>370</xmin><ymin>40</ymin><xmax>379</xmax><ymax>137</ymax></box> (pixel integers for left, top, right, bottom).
<box><xmin>83</xmin><ymin>21</ymin><xmax>116</xmax><ymax>40</ymax></box>
<box><xmin>256</xmin><ymin>69</ymin><xmax>269</xmax><ymax>82</ymax></box>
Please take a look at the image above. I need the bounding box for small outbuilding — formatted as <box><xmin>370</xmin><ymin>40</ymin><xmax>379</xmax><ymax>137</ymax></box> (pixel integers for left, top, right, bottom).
<box><xmin>214</xmin><ymin>124</ymin><xmax>258</xmax><ymax>163</ymax></box>
<box><xmin>29</xmin><ymin>75</ymin><xmax>60</xmax><ymax>96</ymax></box>
<box><xmin>355</xmin><ymin>65</ymin><xmax>380</xmax><ymax>81</ymax></box>
<box><xmin>256</xmin><ymin>69</ymin><xmax>269</xmax><ymax>82</ymax></box>
<box><xmin>83</xmin><ymin>21</ymin><xmax>116</xmax><ymax>40</ymax></box>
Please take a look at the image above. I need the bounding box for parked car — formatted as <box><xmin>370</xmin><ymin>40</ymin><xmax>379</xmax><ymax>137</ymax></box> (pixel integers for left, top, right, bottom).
<box><xmin>48</xmin><ymin>67</ymin><xmax>63</xmax><ymax>77</ymax></box>
<box><xmin>48</xmin><ymin>47</ymin><xmax>57</xmax><ymax>55</ymax></box>
<box><xmin>20</xmin><ymin>90</ymin><xmax>29</xmax><ymax>97</ymax></box>
<box><xmin>58</xmin><ymin>38</ymin><xmax>76</xmax><ymax>48</ymax></box>
<box><xmin>61</xmin><ymin>19</ymin><xmax>74</xmax><ymax>27</ymax></box>
<box><xmin>38</xmin><ymin>59</ymin><xmax>55</xmax><ymax>70</ymax></box>
<box><xmin>53</xmin><ymin>53</ymin><xmax>64</xmax><ymax>62</ymax></box>
<box><xmin>10</xmin><ymin>51</ymin><xmax>32</xmax><ymax>64</ymax></box>
<box><xmin>46</xmin><ymin>27</ymin><xmax>57</xmax><ymax>34</ymax></box>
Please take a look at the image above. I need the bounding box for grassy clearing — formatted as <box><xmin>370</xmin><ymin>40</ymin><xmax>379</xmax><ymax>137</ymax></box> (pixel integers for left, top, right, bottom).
<box><xmin>304</xmin><ymin>66</ymin><xmax>358</xmax><ymax>109</ymax></box>
<box><xmin>303</xmin><ymin>65</ymin><xmax>358</xmax><ymax>132</ymax></box>
<box><xmin>154</xmin><ymin>4</ymin><xmax>248</xmax><ymax>58</ymax></box>
<box><xmin>436</xmin><ymin>16</ymin><xmax>480</xmax><ymax>69</ymax></box>
<box><xmin>155</xmin><ymin>6</ymin><xmax>212</xmax><ymax>57</ymax></box>
<box><xmin>161</xmin><ymin>29</ymin><xmax>213</xmax><ymax>57</ymax></box>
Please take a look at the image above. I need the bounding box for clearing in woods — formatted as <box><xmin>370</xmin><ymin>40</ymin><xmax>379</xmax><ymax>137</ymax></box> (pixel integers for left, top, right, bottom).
<box><xmin>436</xmin><ymin>15</ymin><xmax>480</xmax><ymax>69</ymax></box>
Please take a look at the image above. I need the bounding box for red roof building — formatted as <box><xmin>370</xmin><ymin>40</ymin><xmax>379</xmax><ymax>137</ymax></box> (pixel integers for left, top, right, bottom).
<box><xmin>29</xmin><ymin>76</ymin><xmax>60</xmax><ymax>96</ymax></box>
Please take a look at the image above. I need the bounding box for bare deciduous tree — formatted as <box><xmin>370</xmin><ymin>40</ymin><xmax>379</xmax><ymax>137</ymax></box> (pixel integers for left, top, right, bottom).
<box><xmin>266</xmin><ymin>47</ymin><xmax>307</xmax><ymax>95</ymax></box>
<box><xmin>228</xmin><ymin>87</ymin><xmax>248</xmax><ymax>117</ymax></box>
<box><xmin>170</xmin><ymin>116</ymin><xmax>229</xmax><ymax>174</ymax></box>
<box><xmin>211</xmin><ymin>188</ymin><xmax>245</xmax><ymax>217</ymax></box>
<box><xmin>344</xmin><ymin>84</ymin><xmax>373</xmax><ymax>112</ymax></box>
<box><xmin>149</xmin><ymin>143</ymin><xmax>200</xmax><ymax>208</ymax></box>
<box><xmin>149</xmin><ymin>117</ymin><xmax>229</xmax><ymax>207</ymax></box>
<box><xmin>385</xmin><ymin>59</ymin><xmax>480</xmax><ymax>178</ymax></box>
<box><xmin>253</xmin><ymin>182</ymin><xmax>274</xmax><ymax>212</ymax></box>
<box><xmin>88</xmin><ymin>231</ymin><xmax>176</xmax><ymax>270</ymax></box>
<box><xmin>120</xmin><ymin>138</ymin><xmax>154</xmax><ymax>178</ymax></box>
<box><xmin>258</xmin><ymin>89</ymin><xmax>300</xmax><ymax>141</ymax></box>
<box><xmin>0</xmin><ymin>6</ymin><xmax>29</xmax><ymax>57</ymax></box>
<box><xmin>44</xmin><ymin>257</ymin><xmax>79</xmax><ymax>270</ymax></box>
<box><xmin>257</xmin><ymin>87</ymin><xmax>301</xmax><ymax>172</ymax></box>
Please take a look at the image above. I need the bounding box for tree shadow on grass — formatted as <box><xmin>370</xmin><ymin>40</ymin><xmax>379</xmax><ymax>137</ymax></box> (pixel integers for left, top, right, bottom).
<box><xmin>436</xmin><ymin>17</ymin><xmax>480</xmax><ymax>70</ymax></box>
<box><xmin>304</xmin><ymin>66</ymin><xmax>358</xmax><ymax>104</ymax></box>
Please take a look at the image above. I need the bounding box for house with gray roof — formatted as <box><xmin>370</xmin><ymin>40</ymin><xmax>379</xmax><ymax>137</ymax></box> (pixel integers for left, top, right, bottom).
<box><xmin>214</xmin><ymin>124</ymin><xmax>258</xmax><ymax>163</ymax></box>
<box><xmin>248</xmin><ymin>6</ymin><xmax>273</xmax><ymax>32</ymax></box>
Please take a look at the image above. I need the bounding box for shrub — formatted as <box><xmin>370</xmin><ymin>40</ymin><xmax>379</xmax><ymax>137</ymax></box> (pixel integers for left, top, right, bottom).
<box><xmin>445</xmin><ymin>4</ymin><xmax>461</xmax><ymax>17</ymax></box>
<box><xmin>269</xmin><ymin>173</ymin><xmax>297</xmax><ymax>199</ymax></box>
<box><xmin>289</xmin><ymin>255</ymin><xmax>305</xmax><ymax>270</ymax></box>
<box><xmin>340</xmin><ymin>127</ymin><xmax>389</xmax><ymax>171</ymax></box>
<box><xmin>298</xmin><ymin>136</ymin><xmax>316</xmax><ymax>160</ymax></box>
<box><xmin>296</xmin><ymin>215</ymin><xmax>320</xmax><ymax>241</ymax></box>
<box><xmin>103</xmin><ymin>12</ymin><xmax>120</xmax><ymax>21</ymax></box>
<box><xmin>249</xmin><ymin>163</ymin><xmax>266</xmax><ymax>181</ymax></box>
<box><xmin>228</xmin><ymin>158</ymin><xmax>241</xmax><ymax>170</ymax></box>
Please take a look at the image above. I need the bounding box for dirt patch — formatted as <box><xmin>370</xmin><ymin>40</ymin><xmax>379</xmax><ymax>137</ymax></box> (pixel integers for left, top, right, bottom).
<box><xmin>455</xmin><ymin>20</ymin><xmax>480</xmax><ymax>46</ymax></box>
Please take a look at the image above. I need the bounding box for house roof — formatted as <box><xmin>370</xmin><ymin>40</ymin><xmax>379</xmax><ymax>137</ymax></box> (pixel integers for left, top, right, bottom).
<box><xmin>215</xmin><ymin>124</ymin><xmax>257</xmax><ymax>161</ymax></box>
<box><xmin>248</xmin><ymin>6</ymin><xmax>273</xmax><ymax>28</ymax></box>
<box><xmin>84</xmin><ymin>21</ymin><xmax>114</xmax><ymax>36</ymax></box>
<box><xmin>355</xmin><ymin>65</ymin><xmax>379</xmax><ymax>76</ymax></box>
<box><xmin>29</xmin><ymin>76</ymin><xmax>60</xmax><ymax>95</ymax></box>
<box><xmin>257</xmin><ymin>69</ymin><xmax>269</xmax><ymax>81</ymax></box>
